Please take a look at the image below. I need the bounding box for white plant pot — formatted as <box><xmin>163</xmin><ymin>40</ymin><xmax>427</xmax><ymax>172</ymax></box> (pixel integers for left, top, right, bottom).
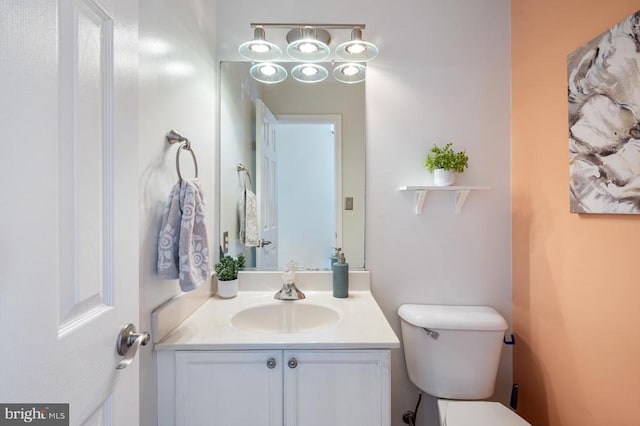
<box><xmin>433</xmin><ymin>169</ymin><xmax>456</xmax><ymax>186</ymax></box>
<box><xmin>217</xmin><ymin>278</ymin><xmax>238</xmax><ymax>299</ymax></box>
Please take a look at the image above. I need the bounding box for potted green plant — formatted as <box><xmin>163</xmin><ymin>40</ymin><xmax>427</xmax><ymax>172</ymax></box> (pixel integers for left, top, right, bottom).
<box><xmin>423</xmin><ymin>142</ymin><xmax>469</xmax><ymax>186</ymax></box>
<box><xmin>214</xmin><ymin>254</ymin><xmax>246</xmax><ymax>298</ymax></box>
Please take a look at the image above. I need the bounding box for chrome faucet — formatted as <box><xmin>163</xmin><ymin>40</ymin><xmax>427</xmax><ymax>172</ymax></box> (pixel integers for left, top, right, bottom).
<box><xmin>274</xmin><ymin>261</ymin><xmax>306</xmax><ymax>300</ymax></box>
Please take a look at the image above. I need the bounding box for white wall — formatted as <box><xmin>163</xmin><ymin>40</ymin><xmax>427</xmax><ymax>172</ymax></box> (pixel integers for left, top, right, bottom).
<box><xmin>277</xmin><ymin>123</ymin><xmax>336</xmax><ymax>268</ymax></box>
<box><xmin>138</xmin><ymin>1</ymin><xmax>217</xmax><ymax>424</ymax></box>
<box><xmin>365</xmin><ymin>4</ymin><xmax>511</xmax><ymax>423</ymax></box>
<box><xmin>217</xmin><ymin>1</ymin><xmax>511</xmax><ymax>426</ymax></box>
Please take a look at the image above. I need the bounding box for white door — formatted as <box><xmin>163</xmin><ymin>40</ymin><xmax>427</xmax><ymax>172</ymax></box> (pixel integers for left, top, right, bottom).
<box><xmin>174</xmin><ymin>351</ymin><xmax>283</xmax><ymax>426</ymax></box>
<box><xmin>255</xmin><ymin>99</ymin><xmax>279</xmax><ymax>268</ymax></box>
<box><xmin>0</xmin><ymin>1</ymin><xmax>140</xmax><ymax>425</ymax></box>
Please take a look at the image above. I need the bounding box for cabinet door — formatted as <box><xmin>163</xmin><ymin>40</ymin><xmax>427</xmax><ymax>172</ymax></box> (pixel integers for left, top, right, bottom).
<box><xmin>284</xmin><ymin>350</ymin><xmax>390</xmax><ymax>426</ymax></box>
<box><xmin>175</xmin><ymin>351</ymin><xmax>283</xmax><ymax>426</ymax></box>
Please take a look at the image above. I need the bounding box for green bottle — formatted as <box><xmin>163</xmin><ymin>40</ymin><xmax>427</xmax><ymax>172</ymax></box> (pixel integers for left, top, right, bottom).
<box><xmin>332</xmin><ymin>252</ymin><xmax>349</xmax><ymax>298</ymax></box>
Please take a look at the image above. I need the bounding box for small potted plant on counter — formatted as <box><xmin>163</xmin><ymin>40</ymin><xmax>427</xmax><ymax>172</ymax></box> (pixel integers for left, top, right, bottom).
<box><xmin>214</xmin><ymin>254</ymin><xmax>246</xmax><ymax>298</ymax></box>
<box><xmin>423</xmin><ymin>142</ymin><xmax>469</xmax><ymax>186</ymax></box>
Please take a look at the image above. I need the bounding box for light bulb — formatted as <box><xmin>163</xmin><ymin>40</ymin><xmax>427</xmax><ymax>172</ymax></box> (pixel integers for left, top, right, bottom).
<box><xmin>250</xmin><ymin>43</ymin><xmax>270</xmax><ymax>53</ymax></box>
<box><xmin>298</xmin><ymin>42</ymin><xmax>319</xmax><ymax>53</ymax></box>
<box><xmin>291</xmin><ymin>63</ymin><xmax>328</xmax><ymax>83</ymax></box>
<box><xmin>260</xmin><ymin>65</ymin><xmax>277</xmax><ymax>76</ymax></box>
<box><xmin>342</xmin><ymin>65</ymin><xmax>360</xmax><ymax>76</ymax></box>
<box><xmin>301</xmin><ymin>66</ymin><xmax>319</xmax><ymax>76</ymax></box>
<box><xmin>346</xmin><ymin>43</ymin><xmax>366</xmax><ymax>54</ymax></box>
<box><xmin>250</xmin><ymin>62</ymin><xmax>287</xmax><ymax>83</ymax></box>
<box><xmin>335</xmin><ymin>28</ymin><xmax>378</xmax><ymax>62</ymax></box>
<box><xmin>239</xmin><ymin>33</ymin><xmax>282</xmax><ymax>61</ymax></box>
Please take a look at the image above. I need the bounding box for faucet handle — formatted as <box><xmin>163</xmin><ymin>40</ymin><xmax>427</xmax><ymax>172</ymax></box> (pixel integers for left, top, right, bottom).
<box><xmin>282</xmin><ymin>260</ymin><xmax>298</xmax><ymax>285</ymax></box>
<box><xmin>275</xmin><ymin>260</ymin><xmax>306</xmax><ymax>300</ymax></box>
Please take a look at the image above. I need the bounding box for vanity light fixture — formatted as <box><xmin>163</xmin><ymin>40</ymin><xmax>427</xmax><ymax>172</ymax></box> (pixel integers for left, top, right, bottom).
<box><xmin>335</xmin><ymin>28</ymin><xmax>379</xmax><ymax>62</ymax></box>
<box><xmin>249</xmin><ymin>62</ymin><xmax>288</xmax><ymax>84</ymax></box>
<box><xmin>238</xmin><ymin>26</ymin><xmax>283</xmax><ymax>61</ymax></box>
<box><xmin>240</xmin><ymin>23</ymin><xmax>378</xmax><ymax>84</ymax></box>
<box><xmin>333</xmin><ymin>63</ymin><xmax>366</xmax><ymax>84</ymax></box>
<box><xmin>291</xmin><ymin>63</ymin><xmax>329</xmax><ymax>83</ymax></box>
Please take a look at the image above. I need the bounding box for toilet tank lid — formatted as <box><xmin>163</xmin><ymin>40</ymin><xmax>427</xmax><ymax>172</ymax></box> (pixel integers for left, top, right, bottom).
<box><xmin>398</xmin><ymin>304</ymin><xmax>507</xmax><ymax>331</ymax></box>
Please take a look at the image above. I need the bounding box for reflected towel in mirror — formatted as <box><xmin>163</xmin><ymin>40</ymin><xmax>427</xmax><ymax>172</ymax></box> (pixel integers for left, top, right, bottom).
<box><xmin>239</xmin><ymin>187</ymin><xmax>259</xmax><ymax>247</ymax></box>
<box><xmin>157</xmin><ymin>179</ymin><xmax>211</xmax><ymax>291</ymax></box>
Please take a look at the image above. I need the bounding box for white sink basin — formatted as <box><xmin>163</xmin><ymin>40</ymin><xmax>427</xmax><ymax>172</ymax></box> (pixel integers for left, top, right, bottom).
<box><xmin>231</xmin><ymin>303</ymin><xmax>340</xmax><ymax>333</ymax></box>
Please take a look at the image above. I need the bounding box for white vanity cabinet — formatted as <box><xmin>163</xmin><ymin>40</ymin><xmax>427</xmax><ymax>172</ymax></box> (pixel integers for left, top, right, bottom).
<box><xmin>152</xmin><ymin>280</ymin><xmax>400</xmax><ymax>426</ymax></box>
<box><xmin>157</xmin><ymin>349</ymin><xmax>391</xmax><ymax>426</ymax></box>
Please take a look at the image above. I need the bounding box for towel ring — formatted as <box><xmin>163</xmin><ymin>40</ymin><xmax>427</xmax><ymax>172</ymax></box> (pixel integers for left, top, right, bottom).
<box><xmin>166</xmin><ymin>129</ymin><xmax>199</xmax><ymax>181</ymax></box>
<box><xmin>236</xmin><ymin>163</ymin><xmax>253</xmax><ymax>187</ymax></box>
<box><xmin>176</xmin><ymin>144</ymin><xmax>198</xmax><ymax>181</ymax></box>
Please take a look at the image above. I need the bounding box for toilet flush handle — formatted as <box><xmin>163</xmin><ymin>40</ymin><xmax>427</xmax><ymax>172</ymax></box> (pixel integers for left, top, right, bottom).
<box><xmin>503</xmin><ymin>333</ymin><xmax>516</xmax><ymax>345</ymax></box>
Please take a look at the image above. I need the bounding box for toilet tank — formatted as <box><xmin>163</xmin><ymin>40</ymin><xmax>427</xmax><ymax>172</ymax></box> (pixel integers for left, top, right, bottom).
<box><xmin>398</xmin><ymin>304</ymin><xmax>507</xmax><ymax>400</ymax></box>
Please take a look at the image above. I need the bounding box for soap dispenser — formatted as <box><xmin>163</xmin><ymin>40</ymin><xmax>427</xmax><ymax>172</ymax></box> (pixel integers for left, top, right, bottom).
<box><xmin>332</xmin><ymin>252</ymin><xmax>349</xmax><ymax>298</ymax></box>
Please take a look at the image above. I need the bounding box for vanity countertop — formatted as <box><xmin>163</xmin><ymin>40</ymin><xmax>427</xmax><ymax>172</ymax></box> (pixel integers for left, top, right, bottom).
<box><xmin>155</xmin><ymin>273</ymin><xmax>400</xmax><ymax>351</ymax></box>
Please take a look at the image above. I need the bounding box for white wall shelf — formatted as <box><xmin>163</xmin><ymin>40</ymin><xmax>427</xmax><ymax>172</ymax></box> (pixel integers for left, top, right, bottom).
<box><xmin>399</xmin><ymin>185</ymin><xmax>491</xmax><ymax>215</ymax></box>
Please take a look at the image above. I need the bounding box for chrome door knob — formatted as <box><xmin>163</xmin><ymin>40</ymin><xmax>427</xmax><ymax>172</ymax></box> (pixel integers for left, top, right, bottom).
<box><xmin>287</xmin><ymin>358</ymin><xmax>298</xmax><ymax>369</ymax></box>
<box><xmin>116</xmin><ymin>323</ymin><xmax>150</xmax><ymax>370</ymax></box>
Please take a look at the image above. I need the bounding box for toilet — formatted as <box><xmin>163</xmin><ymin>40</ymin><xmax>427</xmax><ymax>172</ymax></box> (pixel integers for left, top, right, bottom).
<box><xmin>398</xmin><ymin>304</ymin><xmax>530</xmax><ymax>426</ymax></box>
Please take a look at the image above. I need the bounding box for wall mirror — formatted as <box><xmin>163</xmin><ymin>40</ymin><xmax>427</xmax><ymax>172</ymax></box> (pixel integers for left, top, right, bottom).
<box><xmin>218</xmin><ymin>61</ymin><xmax>365</xmax><ymax>270</ymax></box>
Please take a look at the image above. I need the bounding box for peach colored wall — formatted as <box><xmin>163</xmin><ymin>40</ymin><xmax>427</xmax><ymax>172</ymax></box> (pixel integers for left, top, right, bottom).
<box><xmin>512</xmin><ymin>1</ymin><xmax>640</xmax><ymax>425</ymax></box>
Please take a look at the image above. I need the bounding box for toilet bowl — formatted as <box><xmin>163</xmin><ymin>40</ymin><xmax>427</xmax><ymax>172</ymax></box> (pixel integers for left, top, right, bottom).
<box><xmin>398</xmin><ymin>304</ymin><xmax>530</xmax><ymax>426</ymax></box>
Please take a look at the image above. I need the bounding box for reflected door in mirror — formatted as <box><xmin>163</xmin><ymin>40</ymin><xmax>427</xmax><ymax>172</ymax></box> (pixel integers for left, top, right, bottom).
<box><xmin>256</xmin><ymin>99</ymin><xmax>278</xmax><ymax>268</ymax></box>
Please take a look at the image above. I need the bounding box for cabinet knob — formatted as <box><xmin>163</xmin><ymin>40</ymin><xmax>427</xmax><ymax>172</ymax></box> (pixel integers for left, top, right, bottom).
<box><xmin>266</xmin><ymin>357</ymin><xmax>277</xmax><ymax>369</ymax></box>
<box><xmin>287</xmin><ymin>358</ymin><xmax>298</xmax><ymax>369</ymax></box>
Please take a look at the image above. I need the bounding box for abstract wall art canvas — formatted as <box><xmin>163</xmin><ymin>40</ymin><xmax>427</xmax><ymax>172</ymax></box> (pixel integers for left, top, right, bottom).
<box><xmin>568</xmin><ymin>11</ymin><xmax>640</xmax><ymax>214</ymax></box>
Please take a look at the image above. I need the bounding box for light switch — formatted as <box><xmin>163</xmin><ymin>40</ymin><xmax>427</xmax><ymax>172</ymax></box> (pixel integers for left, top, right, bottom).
<box><xmin>223</xmin><ymin>231</ymin><xmax>229</xmax><ymax>253</ymax></box>
<box><xmin>344</xmin><ymin>197</ymin><xmax>354</xmax><ymax>211</ymax></box>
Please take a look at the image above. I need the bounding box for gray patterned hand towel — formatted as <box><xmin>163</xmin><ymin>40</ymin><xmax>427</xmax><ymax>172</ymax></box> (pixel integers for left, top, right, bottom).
<box><xmin>239</xmin><ymin>187</ymin><xmax>259</xmax><ymax>247</ymax></box>
<box><xmin>157</xmin><ymin>179</ymin><xmax>210</xmax><ymax>292</ymax></box>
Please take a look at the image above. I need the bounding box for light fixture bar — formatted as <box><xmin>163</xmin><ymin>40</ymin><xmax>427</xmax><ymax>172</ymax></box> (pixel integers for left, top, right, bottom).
<box><xmin>250</xmin><ymin>23</ymin><xmax>366</xmax><ymax>30</ymax></box>
<box><xmin>241</xmin><ymin>22</ymin><xmax>374</xmax><ymax>84</ymax></box>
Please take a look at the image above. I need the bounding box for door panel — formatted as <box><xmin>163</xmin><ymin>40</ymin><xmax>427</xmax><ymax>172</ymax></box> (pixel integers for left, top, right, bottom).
<box><xmin>284</xmin><ymin>350</ymin><xmax>390</xmax><ymax>426</ymax></box>
<box><xmin>175</xmin><ymin>351</ymin><xmax>283</xmax><ymax>426</ymax></box>
<box><xmin>0</xmin><ymin>0</ymin><xmax>139</xmax><ymax>424</ymax></box>
<box><xmin>58</xmin><ymin>0</ymin><xmax>114</xmax><ymax>332</ymax></box>
<box><xmin>255</xmin><ymin>99</ymin><xmax>278</xmax><ymax>268</ymax></box>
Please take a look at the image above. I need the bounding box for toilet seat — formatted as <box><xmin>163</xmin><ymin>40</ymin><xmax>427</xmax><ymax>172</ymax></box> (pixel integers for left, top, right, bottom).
<box><xmin>438</xmin><ymin>400</ymin><xmax>530</xmax><ymax>426</ymax></box>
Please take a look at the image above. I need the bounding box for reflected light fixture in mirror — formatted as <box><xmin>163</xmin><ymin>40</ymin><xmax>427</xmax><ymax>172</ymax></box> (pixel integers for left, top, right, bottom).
<box><xmin>239</xmin><ymin>26</ymin><xmax>283</xmax><ymax>61</ymax></box>
<box><xmin>333</xmin><ymin>63</ymin><xmax>366</xmax><ymax>84</ymax></box>
<box><xmin>291</xmin><ymin>63</ymin><xmax>329</xmax><ymax>83</ymax></box>
<box><xmin>249</xmin><ymin>62</ymin><xmax>288</xmax><ymax>84</ymax></box>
